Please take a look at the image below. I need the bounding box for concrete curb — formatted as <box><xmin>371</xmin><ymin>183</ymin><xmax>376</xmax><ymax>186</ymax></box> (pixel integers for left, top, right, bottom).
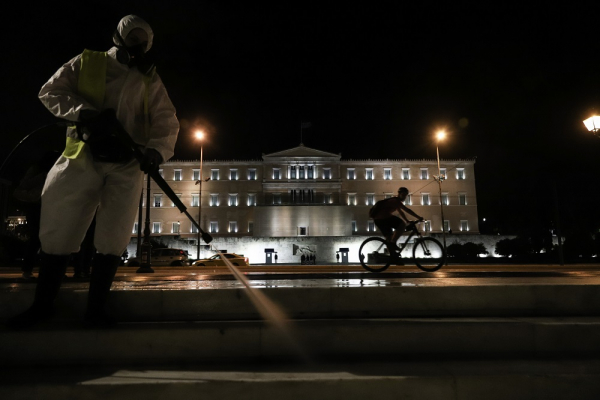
<box><xmin>2</xmin><ymin>317</ymin><xmax>600</xmax><ymax>367</ymax></box>
<box><xmin>3</xmin><ymin>284</ymin><xmax>600</xmax><ymax>321</ymax></box>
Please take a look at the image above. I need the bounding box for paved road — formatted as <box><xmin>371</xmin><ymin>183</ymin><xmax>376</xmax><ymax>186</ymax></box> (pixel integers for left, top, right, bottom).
<box><xmin>2</xmin><ymin>263</ymin><xmax>600</xmax><ymax>291</ymax></box>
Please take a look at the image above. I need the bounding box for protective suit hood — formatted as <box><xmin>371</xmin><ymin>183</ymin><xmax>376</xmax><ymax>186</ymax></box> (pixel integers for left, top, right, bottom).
<box><xmin>112</xmin><ymin>15</ymin><xmax>153</xmax><ymax>52</ymax></box>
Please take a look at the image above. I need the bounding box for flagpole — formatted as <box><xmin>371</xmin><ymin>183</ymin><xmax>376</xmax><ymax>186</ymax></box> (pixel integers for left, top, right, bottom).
<box><xmin>300</xmin><ymin>121</ymin><xmax>303</xmax><ymax>145</ymax></box>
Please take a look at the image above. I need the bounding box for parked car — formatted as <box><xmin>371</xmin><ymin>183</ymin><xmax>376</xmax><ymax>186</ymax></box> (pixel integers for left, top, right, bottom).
<box><xmin>126</xmin><ymin>248</ymin><xmax>190</xmax><ymax>266</ymax></box>
<box><xmin>193</xmin><ymin>253</ymin><xmax>249</xmax><ymax>267</ymax></box>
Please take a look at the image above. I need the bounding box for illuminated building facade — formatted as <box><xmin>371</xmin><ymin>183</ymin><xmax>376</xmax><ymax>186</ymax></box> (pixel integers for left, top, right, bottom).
<box><xmin>132</xmin><ymin>144</ymin><xmax>478</xmax><ymax>262</ymax></box>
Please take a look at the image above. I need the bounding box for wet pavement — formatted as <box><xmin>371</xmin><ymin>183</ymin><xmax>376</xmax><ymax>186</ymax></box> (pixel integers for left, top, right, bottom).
<box><xmin>1</xmin><ymin>264</ymin><xmax>600</xmax><ymax>291</ymax></box>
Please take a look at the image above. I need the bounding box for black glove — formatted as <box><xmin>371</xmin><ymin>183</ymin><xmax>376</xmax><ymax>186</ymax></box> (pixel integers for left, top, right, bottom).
<box><xmin>78</xmin><ymin>109</ymin><xmax>119</xmax><ymax>141</ymax></box>
<box><xmin>140</xmin><ymin>148</ymin><xmax>163</xmax><ymax>173</ymax></box>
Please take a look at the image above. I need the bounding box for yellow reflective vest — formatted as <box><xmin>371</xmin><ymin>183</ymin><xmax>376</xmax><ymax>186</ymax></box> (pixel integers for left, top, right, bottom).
<box><xmin>63</xmin><ymin>49</ymin><xmax>153</xmax><ymax>159</ymax></box>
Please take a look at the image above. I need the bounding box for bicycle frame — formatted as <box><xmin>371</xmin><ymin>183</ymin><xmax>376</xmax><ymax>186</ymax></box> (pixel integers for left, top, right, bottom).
<box><xmin>394</xmin><ymin>222</ymin><xmax>422</xmax><ymax>255</ymax></box>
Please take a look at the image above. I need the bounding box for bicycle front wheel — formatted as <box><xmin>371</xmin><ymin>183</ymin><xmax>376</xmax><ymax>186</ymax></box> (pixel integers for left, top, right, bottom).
<box><xmin>412</xmin><ymin>237</ymin><xmax>445</xmax><ymax>272</ymax></box>
<box><xmin>358</xmin><ymin>237</ymin><xmax>392</xmax><ymax>272</ymax></box>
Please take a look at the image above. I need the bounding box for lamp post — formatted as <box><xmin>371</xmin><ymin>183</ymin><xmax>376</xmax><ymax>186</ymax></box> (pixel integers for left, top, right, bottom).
<box><xmin>137</xmin><ymin>173</ymin><xmax>154</xmax><ymax>273</ymax></box>
<box><xmin>435</xmin><ymin>131</ymin><xmax>447</xmax><ymax>263</ymax></box>
<box><xmin>583</xmin><ymin>115</ymin><xmax>600</xmax><ymax>137</ymax></box>
<box><xmin>195</xmin><ymin>130</ymin><xmax>204</xmax><ymax>260</ymax></box>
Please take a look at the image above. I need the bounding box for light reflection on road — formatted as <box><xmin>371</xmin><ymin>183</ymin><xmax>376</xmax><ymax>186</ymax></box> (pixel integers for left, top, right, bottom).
<box><xmin>112</xmin><ymin>278</ymin><xmax>394</xmax><ymax>291</ymax></box>
<box><xmin>2</xmin><ymin>267</ymin><xmax>600</xmax><ymax>292</ymax></box>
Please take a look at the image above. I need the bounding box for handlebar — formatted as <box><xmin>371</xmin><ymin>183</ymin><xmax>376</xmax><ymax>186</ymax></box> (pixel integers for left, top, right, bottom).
<box><xmin>405</xmin><ymin>220</ymin><xmax>424</xmax><ymax>231</ymax></box>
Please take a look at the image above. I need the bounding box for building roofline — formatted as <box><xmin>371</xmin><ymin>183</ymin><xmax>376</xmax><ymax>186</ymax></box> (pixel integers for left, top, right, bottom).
<box><xmin>165</xmin><ymin>157</ymin><xmax>477</xmax><ymax>164</ymax></box>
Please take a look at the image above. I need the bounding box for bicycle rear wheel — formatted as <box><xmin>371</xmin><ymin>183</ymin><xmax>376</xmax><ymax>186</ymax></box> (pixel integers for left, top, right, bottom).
<box><xmin>412</xmin><ymin>237</ymin><xmax>445</xmax><ymax>272</ymax></box>
<box><xmin>359</xmin><ymin>237</ymin><xmax>392</xmax><ymax>272</ymax></box>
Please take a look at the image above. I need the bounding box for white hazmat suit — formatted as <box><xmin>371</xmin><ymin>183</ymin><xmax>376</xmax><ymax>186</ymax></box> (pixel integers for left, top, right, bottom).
<box><xmin>38</xmin><ymin>16</ymin><xmax>179</xmax><ymax>256</ymax></box>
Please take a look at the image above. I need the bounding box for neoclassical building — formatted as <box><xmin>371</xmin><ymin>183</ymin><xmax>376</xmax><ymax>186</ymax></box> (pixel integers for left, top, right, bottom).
<box><xmin>132</xmin><ymin>144</ymin><xmax>478</xmax><ymax>262</ymax></box>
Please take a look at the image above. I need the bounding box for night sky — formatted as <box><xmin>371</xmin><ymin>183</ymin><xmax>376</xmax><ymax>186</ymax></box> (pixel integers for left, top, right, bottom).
<box><xmin>3</xmin><ymin>2</ymin><xmax>600</xmax><ymax>236</ymax></box>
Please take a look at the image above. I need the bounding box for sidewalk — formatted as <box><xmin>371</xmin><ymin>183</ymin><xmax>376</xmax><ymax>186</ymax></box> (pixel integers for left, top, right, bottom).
<box><xmin>2</xmin><ymin>358</ymin><xmax>599</xmax><ymax>399</ymax></box>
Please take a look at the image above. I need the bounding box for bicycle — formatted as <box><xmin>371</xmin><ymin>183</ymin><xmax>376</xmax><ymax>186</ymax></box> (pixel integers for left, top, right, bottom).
<box><xmin>358</xmin><ymin>220</ymin><xmax>446</xmax><ymax>272</ymax></box>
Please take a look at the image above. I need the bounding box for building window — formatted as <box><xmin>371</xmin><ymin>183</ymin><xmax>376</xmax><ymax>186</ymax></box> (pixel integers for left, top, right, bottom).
<box><xmin>366</xmin><ymin>193</ymin><xmax>375</xmax><ymax>206</ymax></box>
<box><xmin>307</xmin><ymin>165</ymin><xmax>314</xmax><ymax>179</ymax></box>
<box><xmin>365</xmin><ymin>168</ymin><xmax>374</xmax><ymax>180</ymax></box>
<box><xmin>152</xmin><ymin>222</ymin><xmax>161</xmax><ymax>233</ymax></box>
<box><xmin>384</xmin><ymin>193</ymin><xmax>393</xmax><ymax>199</ymax></box>
<box><xmin>248</xmin><ymin>168</ymin><xmax>256</xmax><ymax>180</ymax></box>
<box><xmin>323</xmin><ymin>168</ymin><xmax>331</xmax><ymax>179</ymax></box>
<box><xmin>368</xmin><ymin>220</ymin><xmax>375</xmax><ymax>232</ymax></box>
<box><xmin>422</xmin><ymin>193</ymin><xmax>430</xmax><ymax>206</ymax></box>
<box><xmin>228</xmin><ymin>221</ymin><xmax>238</xmax><ymax>233</ymax></box>
<box><xmin>405</xmin><ymin>194</ymin><xmax>412</xmax><ymax>205</ymax></box>
<box><xmin>348</xmin><ymin>193</ymin><xmax>356</xmax><ymax>206</ymax></box>
<box><xmin>441</xmin><ymin>193</ymin><xmax>449</xmax><ymax>205</ymax></box>
<box><xmin>248</xmin><ymin>221</ymin><xmax>254</xmax><ymax>233</ymax></box>
<box><xmin>172</xmin><ymin>193</ymin><xmax>182</xmax><ymax>207</ymax></box>
<box><xmin>210</xmin><ymin>194</ymin><xmax>219</xmax><ymax>207</ymax></box>
<box><xmin>273</xmin><ymin>193</ymin><xmax>282</xmax><ymax>205</ymax></box>
<box><xmin>299</xmin><ymin>190</ymin><xmax>309</xmax><ymax>204</ymax></box>
<box><xmin>460</xmin><ymin>220</ymin><xmax>469</xmax><ymax>231</ymax></box>
<box><xmin>324</xmin><ymin>193</ymin><xmax>332</xmax><ymax>204</ymax></box>
<box><xmin>211</xmin><ymin>169</ymin><xmax>219</xmax><ymax>180</ymax></box>
<box><xmin>173</xmin><ymin>169</ymin><xmax>182</xmax><ymax>181</ymax></box>
<box><xmin>133</xmin><ymin>222</ymin><xmax>138</xmax><ymax>234</ymax></box>
<box><xmin>230</xmin><ymin>169</ymin><xmax>238</xmax><ymax>181</ymax></box>
<box><xmin>192</xmin><ymin>169</ymin><xmax>200</xmax><ymax>181</ymax></box>
<box><xmin>191</xmin><ymin>224</ymin><xmax>198</xmax><ymax>234</ymax></box>
<box><xmin>347</xmin><ymin>168</ymin><xmax>355</xmax><ymax>180</ymax></box>
<box><xmin>228</xmin><ymin>194</ymin><xmax>238</xmax><ymax>207</ymax></box>
<box><xmin>352</xmin><ymin>220</ymin><xmax>357</xmax><ymax>232</ymax></box>
<box><xmin>154</xmin><ymin>194</ymin><xmax>162</xmax><ymax>207</ymax></box>
<box><xmin>457</xmin><ymin>168</ymin><xmax>465</xmax><ymax>180</ymax></box>
<box><xmin>297</xmin><ymin>226</ymin><xmax>307</xmax><ymax>236</ymax></box>
<box><xmin>299</xmin><ymin>166</ymin><xmax>305</xmax><ymax>179</ymax></box>
<box><xmin>420</xmin><ymin>168</ymin><xmax>428</xmax><ymax>180</ymax></box>
<box><xmin>440</xmin><ymin>168</ymin><xmax>447</xmax><ymax>180</ymax></box>
<box><xmin>248</xmin><ymin>193</ymin><xmax>256</xmax><ymax>206</ymax></box>
<box><xmin>459</xmin><ymin>193</ymin><xmax>467</xmax><ymax>205</ymax></box>
<box><xmin>273</xmin><ymin>168</ymin><xmax>281</xmax><ymax>180</ymax></box>
<box><xmin>210</xmin><ymin>221</ymin><xmax>218</xmax><ymax>233</ymax></box>
<box><xmin>158</xmin><ymin>169</ymin><xmax>164</xmax><ymax>178</ymax></box>
<box><xmin>402</xmin><ymin>168</ymin><xmax>410</xmax><ymax>180</ymax></box>
<box><xmin>290</xmin><ymin>166</ymin><xmax>296</xmax><ymax>179</ymax></box>
<box><xmin>172</xmin><ymin>222</ymin><xmax>180</xmax><ymax>234</ymax></box>
<box><xmin>191</xmin><ymin>194</ymin><xmax>199</xmax><ymax>207</ymax></box>
<box><xmin>384</xmin><ymin>168</ymin><xmax>392</xmax><ymax>180</ymax></box>
<box><xmin>424</xmin><ymin>221</ymin><xmax>431</xmax><ymax>232</ymax></box>
<box><xmin>444</xmin><ymin>220</ymin><xmax>450</xmax><ymax>233</ymax></box>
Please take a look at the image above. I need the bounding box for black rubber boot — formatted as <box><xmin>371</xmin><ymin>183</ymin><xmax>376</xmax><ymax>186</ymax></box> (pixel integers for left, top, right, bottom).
<box><xmin>84</xmin><ymin>253</ymin><xmax>120</xmax><ymax>329</ymax></box>
<box><xmin>6</xmin><ymin>252</ymin><xmax>69</xmax><ymax>329</ymax></box>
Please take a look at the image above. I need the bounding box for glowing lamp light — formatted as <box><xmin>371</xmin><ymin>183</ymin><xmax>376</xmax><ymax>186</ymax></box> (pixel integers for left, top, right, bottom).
<box><xmin>195</xmin><ymin>130</ymin><xmax>205</xmax><ymax>140</ymax></box>
<box><xmin>583</xmin><ymin>116</ymin><xmax>600</xmax><ymax>135</ymax></box>
<box><xmin>436</xmin><ymin>131</ymin><xmax>446</xmax><ymax>141</ymax></box>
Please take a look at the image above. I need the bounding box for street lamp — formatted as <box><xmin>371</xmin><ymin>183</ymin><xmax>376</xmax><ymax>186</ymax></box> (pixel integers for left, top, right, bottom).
<box><xmin>195</xmin><ymin>130</ymin><xmax>204</xmax><ymax>260</ymax></box>
<box><xmin>435</xmin><ymin>131</ymin><xmax>447</xmax><ymax>263</ymax></box>
<box><xmin>583</xmin><ymin>116</ymin><xmax>600</xmax><ymax>137</ymax></box>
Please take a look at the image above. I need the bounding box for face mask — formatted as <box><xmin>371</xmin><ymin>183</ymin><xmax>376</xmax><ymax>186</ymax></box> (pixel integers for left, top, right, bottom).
<box><xmin>115</xmin><ymin>31</ymin><xmax>154</xmax><ymax>74</ymax></box>
<box><xmin>125</xmin><ymin>43</ymin><xmax>146</xmax><ymax>63</ymax></box>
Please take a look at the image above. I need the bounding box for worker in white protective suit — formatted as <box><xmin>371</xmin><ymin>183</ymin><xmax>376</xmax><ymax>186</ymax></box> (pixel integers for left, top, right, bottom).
<box><xmin>8</xmin><ymin>15</ymin><xmax>179</xmax><ymax>329</ymax></box>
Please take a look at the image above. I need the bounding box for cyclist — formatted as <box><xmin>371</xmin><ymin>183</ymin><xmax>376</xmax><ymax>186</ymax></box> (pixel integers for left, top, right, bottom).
<box><xmin>369</xmin><ymin>187</ymin><xmax>424</xmax><ymax>252</ymax></box>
